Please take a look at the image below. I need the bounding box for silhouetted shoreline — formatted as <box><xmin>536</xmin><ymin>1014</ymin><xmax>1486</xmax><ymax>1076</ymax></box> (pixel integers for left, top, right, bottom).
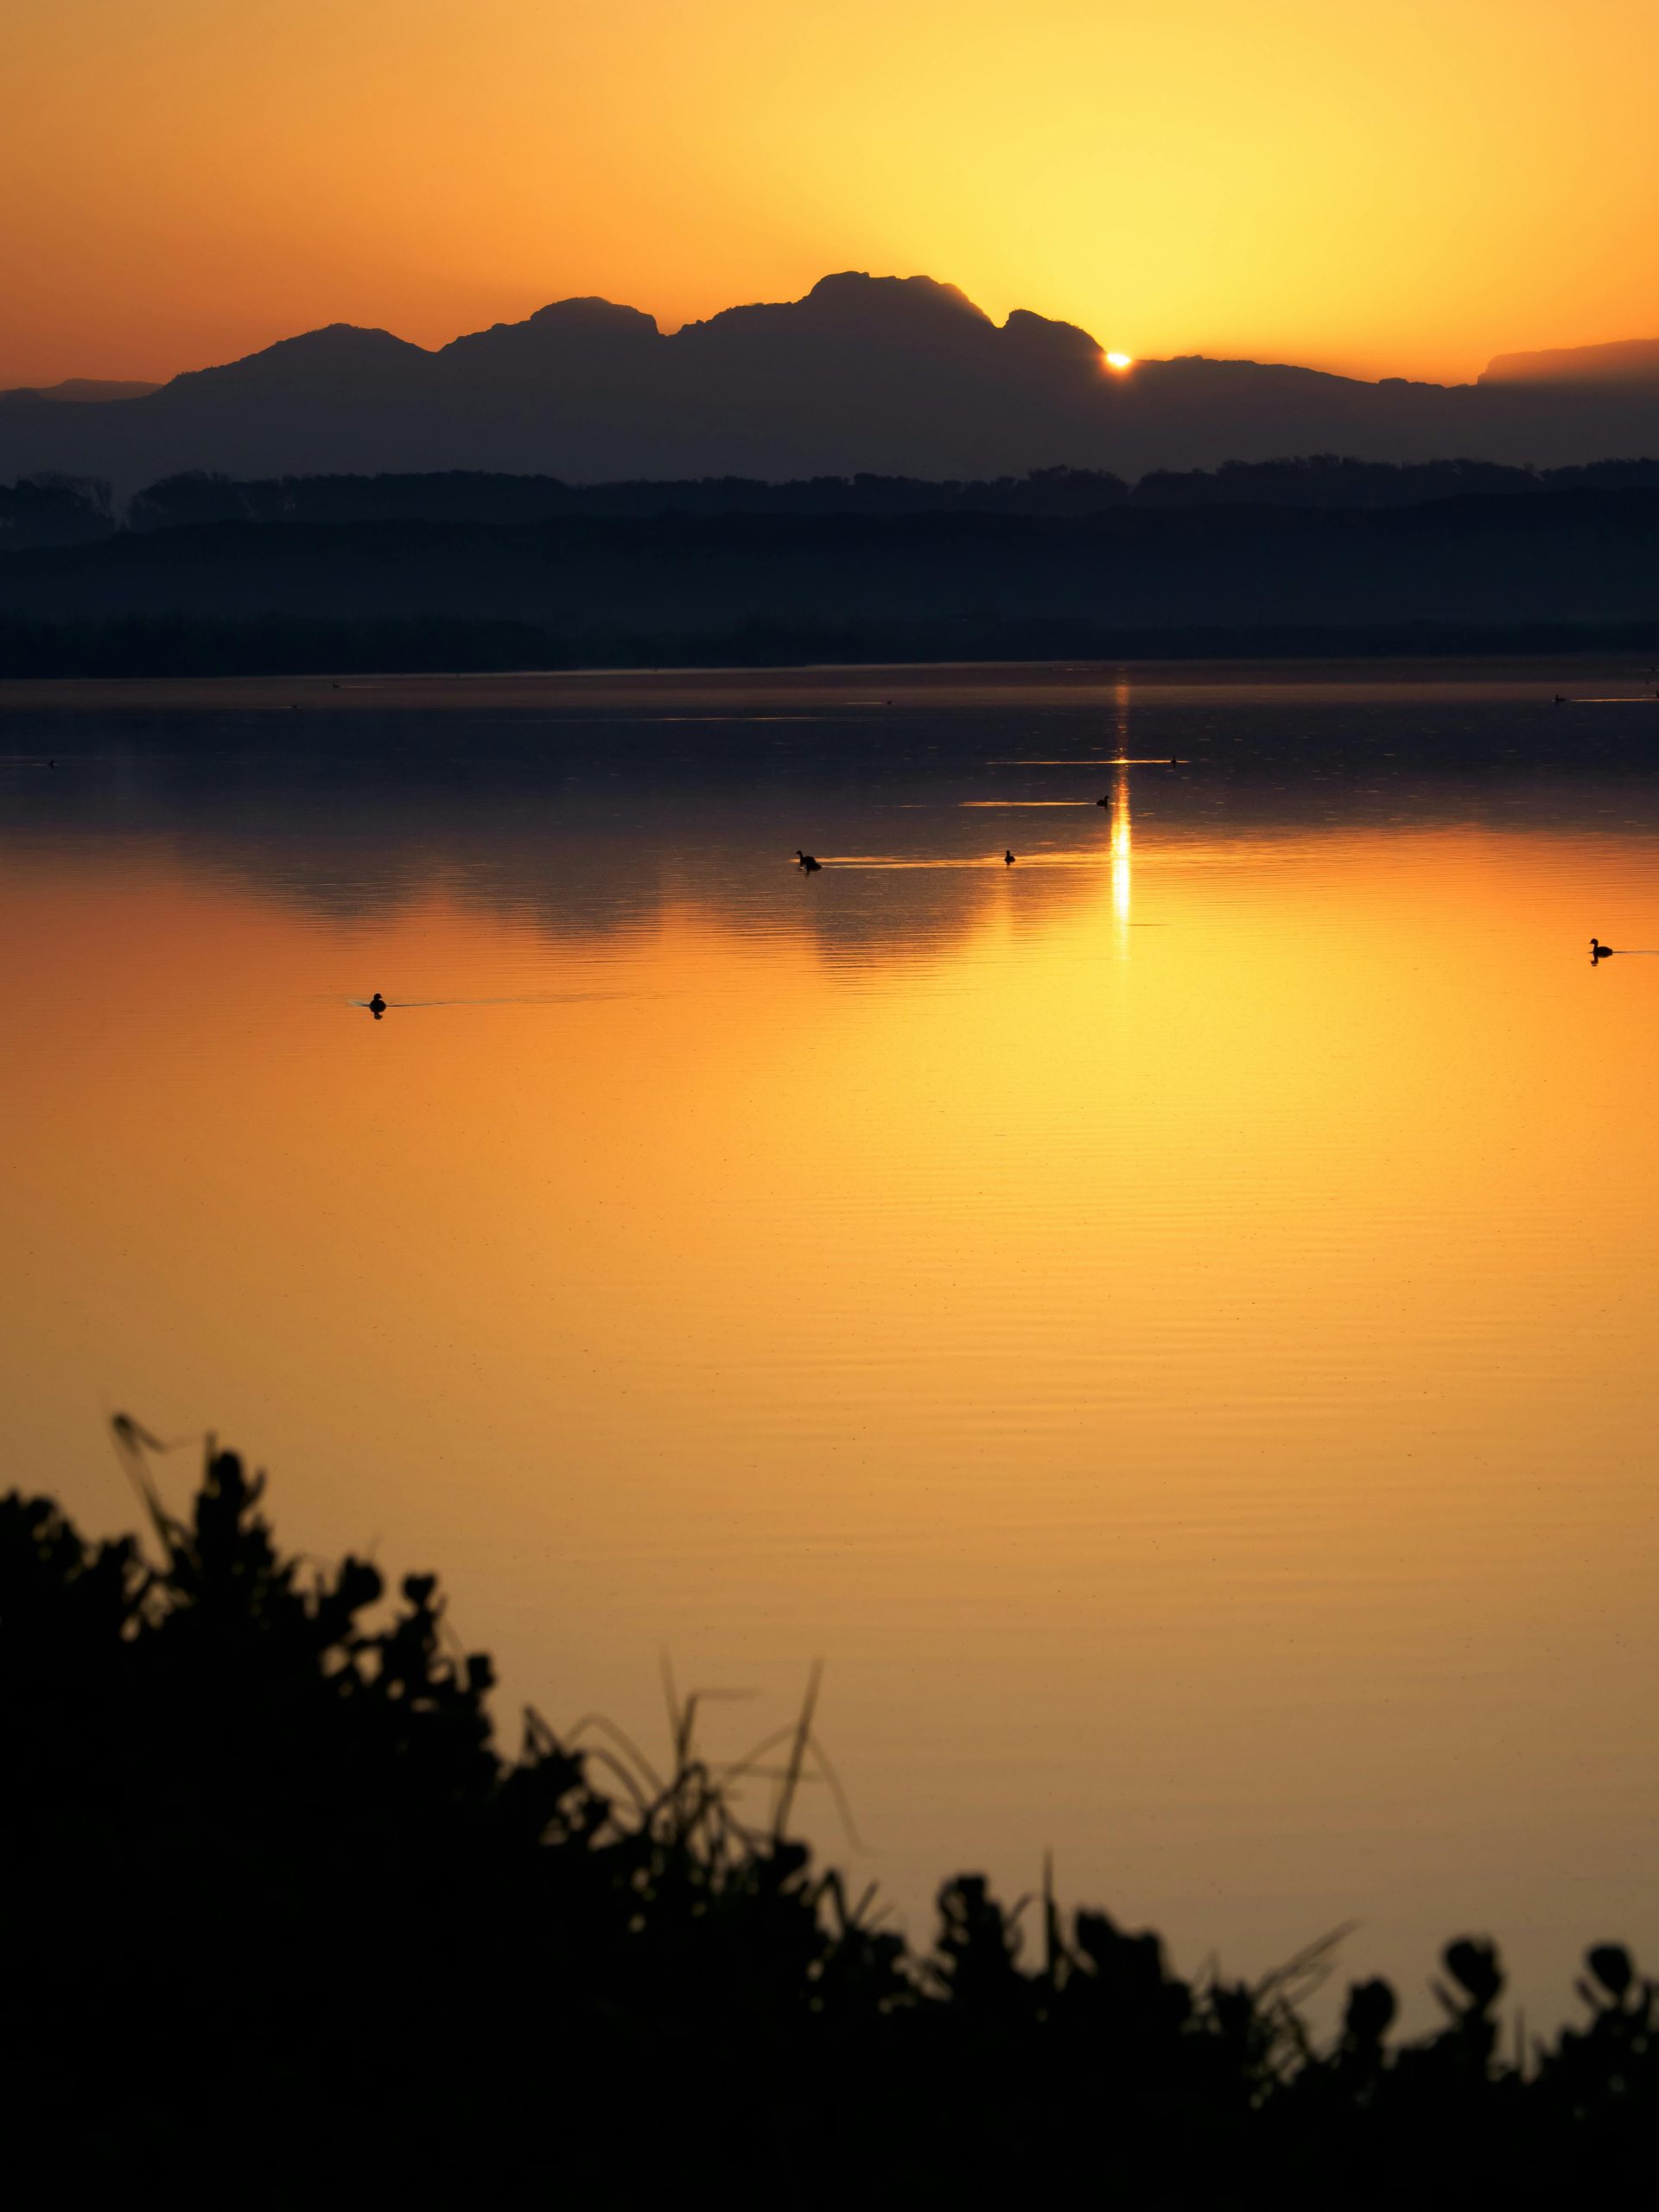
<box><xmin>5</xmin><ymin>611</ymin><xmax>1659</xmax><ymax>679</ymax></box>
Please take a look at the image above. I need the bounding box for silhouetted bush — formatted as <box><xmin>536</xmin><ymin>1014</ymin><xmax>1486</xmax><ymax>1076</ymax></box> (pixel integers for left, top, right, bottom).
<box><xmin>3</xmin><ymin>1433</ymin><xmax>1656</xmax><ymax>2205</ymax></box>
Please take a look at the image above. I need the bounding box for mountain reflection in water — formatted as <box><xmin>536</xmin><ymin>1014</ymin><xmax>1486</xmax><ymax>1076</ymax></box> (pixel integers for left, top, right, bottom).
<box><xmin>4</xmin><ymin>663</ymin><xmax>1659</xmax><ymax>2031</ymax></box>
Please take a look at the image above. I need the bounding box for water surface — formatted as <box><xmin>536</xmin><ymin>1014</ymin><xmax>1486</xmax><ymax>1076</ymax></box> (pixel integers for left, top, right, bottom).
<box><xmin>4</xmin><ymin>662</ymin><xmax>1659</xmax><ymax>2024</ymax></box>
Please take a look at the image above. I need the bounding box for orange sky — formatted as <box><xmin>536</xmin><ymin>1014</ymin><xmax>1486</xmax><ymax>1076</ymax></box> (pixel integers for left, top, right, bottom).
<box><xmin>5</xmin><ymin>0</ymin><xmax>1659</xmax><ymax>389</ymax></box>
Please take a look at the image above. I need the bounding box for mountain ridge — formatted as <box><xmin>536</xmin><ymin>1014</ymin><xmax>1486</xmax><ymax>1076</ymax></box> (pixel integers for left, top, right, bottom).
<box><xmin>0</xmin><ymin>378</ymin><xmax>163</xmax><ymax>406</ymax></box>
<box><xmin>6</xmin><ymin>272</ymin><xmax>1659</xmax><ymax>491</ymax></box>
<box><xmin>1481</xmin><ymin>337</ymin><xmax>1659</xmax><ymax>385</ymax></box>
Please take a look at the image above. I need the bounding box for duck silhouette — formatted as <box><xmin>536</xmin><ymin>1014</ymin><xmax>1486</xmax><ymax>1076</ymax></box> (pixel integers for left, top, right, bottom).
<box><xmin>1590</xmin><ymin>938</ymin><xmax>1615</xmax><ymax>961</ymax></box>
<box><xmin>1004</xmin><ymin>849</ymin><xmax>1015</xmax><ymax>865</ymax></box>
<box><xmin>1554</xmin><ymin>694</ymin><xmax>1568</xmax><ymax>706</ymax></box>
<box><xmin>796</xmin><ymin>849</ymin><xmax>822</xmax><ymax>872</ymax></box>
<box><xmin>368</xmin><ymin>991</ymin><xmax>387</xmax><ymax>1016</ymax></box>
<box><xmin>1096</xmin><ymin>794</ymin><xmax>1111</xmax><ymax>807</ymax></box>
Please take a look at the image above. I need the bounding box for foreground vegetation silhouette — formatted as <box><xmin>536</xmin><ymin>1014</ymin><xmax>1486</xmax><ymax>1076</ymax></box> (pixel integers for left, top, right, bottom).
<box><xmin>3</xmin><ymin>1434</ymin><xmax>1656</xmax><ymax>2205</ymax></box>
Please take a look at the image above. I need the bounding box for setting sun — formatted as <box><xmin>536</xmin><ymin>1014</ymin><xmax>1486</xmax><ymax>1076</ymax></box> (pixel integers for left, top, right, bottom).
<box><xmin>1105</xmin><ymin>351</ymin><xmax>1134</xmax><ymax>370</ymax></box>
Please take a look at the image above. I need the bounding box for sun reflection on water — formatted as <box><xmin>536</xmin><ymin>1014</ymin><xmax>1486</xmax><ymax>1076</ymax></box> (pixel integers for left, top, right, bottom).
<box><xmin>1111</xmin><ymin>767</ymin><xmax>1132</xmax><ymax>931</ymax></box>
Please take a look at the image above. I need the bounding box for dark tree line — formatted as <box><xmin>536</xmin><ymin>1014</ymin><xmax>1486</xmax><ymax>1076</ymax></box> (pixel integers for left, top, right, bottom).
<box><xmin>112</xmin><ymin>454</ymin><xmax>1659</xmax><ymax>530</ymax></box>
<box><xmin>0</xmin><ymin>473</ymin><xmax>114</xmax><ymax>549</ymax></box>
<box><xmin>12</xmin><ymin>455</ymin><xmax>1659</xmax><ymax>550</ymax></box>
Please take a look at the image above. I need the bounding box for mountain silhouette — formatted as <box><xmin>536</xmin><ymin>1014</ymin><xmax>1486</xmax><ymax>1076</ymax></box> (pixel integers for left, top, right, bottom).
<box><xmin>0</xmin><ymin>378</ymin><xmax>162</xmax><ymax>406</ymax></box>
<box><xmin>1480</xmin><ymin>337</ymin><xmax>1659</xmax><ymax>385</ymax></box>
<box><xmin>5</xmin><ymin>273</ymin><xmax>1659</xmax><ymax>491</ymax></box>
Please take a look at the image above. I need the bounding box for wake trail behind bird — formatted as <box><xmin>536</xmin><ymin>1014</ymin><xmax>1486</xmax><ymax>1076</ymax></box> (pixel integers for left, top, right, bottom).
<box><xmin>810</xmin><ymin>854</ymin><xmax>1109</xmax><ymax>869</ymax></box>
<box><xmin>346</xmin><ymin>990</ymin><xmax>658</xmax><ymax>1008</ymax></box>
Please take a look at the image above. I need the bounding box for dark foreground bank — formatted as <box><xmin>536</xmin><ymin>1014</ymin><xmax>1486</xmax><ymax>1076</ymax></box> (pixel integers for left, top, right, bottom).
<box><xmin>4</xmin><ymin>1438</ymin><xmax>1654</xmax><ymax>2208</ymax></box>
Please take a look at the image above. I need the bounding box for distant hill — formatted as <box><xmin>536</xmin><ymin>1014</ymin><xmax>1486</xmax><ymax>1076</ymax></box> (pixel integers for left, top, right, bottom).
<box><xmin>8</xmin><ymin>274</ymin><xmax>1659</xmax><ymax>491</ymax></box>
<box><xmin>0</xmin><ymin>378</ymin><xmax>162</xmax><ymax>406</ymax></box>
<box><xmin>1481</xmin><ymin>339</ymin><xmax>1659</xmax><ymax>386</ymax></box>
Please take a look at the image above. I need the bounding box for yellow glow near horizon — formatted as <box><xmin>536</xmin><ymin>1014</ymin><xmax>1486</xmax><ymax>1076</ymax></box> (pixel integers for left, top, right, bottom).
<box><xmin>3</xmin><ymin>0</ymin><xmax>1659</xmax><ymax>387</ymax></box>
<box><xmin>1105</xmin><ymin>352</ymin><xmax>1134</xmax><ymax>371</ymax></box>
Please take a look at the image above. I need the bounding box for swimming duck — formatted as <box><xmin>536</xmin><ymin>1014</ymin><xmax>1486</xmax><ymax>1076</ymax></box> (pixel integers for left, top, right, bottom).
<box><xmin>1590</xmin><ymin>939</ymin><xmax>1615</xmax><ymax>961</ymax></box>
<box><xmin>796</xmin><ymin>849</ymin><xmax>822</xmax><ymax>871</ymax></box>
<box><xmin>1096</xmin><ymin>794</ymin><xmax>1111</xmax><ymax>807</ymax></box>
<box><xmin>368</xmin><ymin>991</ymin><xmax>387</xmax><ymax>1014</ymax></box>
<box><xmin>1004</xmin><ymin>849</ymin><xmax>1015</xmax><ymax>865</ymax></box>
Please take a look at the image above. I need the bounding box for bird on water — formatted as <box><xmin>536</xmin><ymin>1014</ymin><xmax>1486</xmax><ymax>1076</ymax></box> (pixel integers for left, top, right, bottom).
<box><xmin>1590</xmin><ymin>939</ymin><xmax>1615</xmax><ymax>961</ymax></box>
<box><xmin>368</xmin><ymin>991</ymin><xmax>387</xmax><ymax>1015</ymax></box>
<box><xmin>1004</xmin><ymin>849</ymin><xmax>1015</xmax><ymax>865</ymax></box>
<box><xmin>796</xmin><ymin>849</ymin><xmax>822</xmax><ymax>871</ymax></box>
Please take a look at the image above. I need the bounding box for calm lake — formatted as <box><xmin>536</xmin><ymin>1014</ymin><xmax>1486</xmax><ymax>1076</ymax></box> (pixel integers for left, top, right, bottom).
<box><xmin>4</xmin><ymin>661</ymin><xmax>1658</xmax><ymax>2025</ymax></box>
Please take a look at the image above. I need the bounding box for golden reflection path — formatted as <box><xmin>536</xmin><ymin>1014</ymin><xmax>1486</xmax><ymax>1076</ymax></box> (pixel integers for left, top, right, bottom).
<box><xmin>1111</xmin><ymin>761</ymin><xmax>1132</xmax><ymax>931</ymax></box>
